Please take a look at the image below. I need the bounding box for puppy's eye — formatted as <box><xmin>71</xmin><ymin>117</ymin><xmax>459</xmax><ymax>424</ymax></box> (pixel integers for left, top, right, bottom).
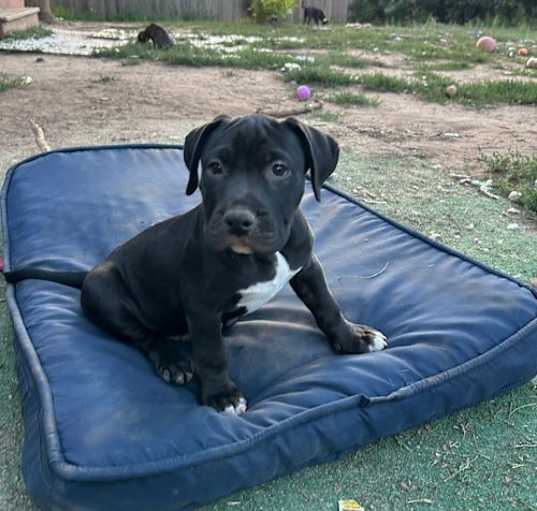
<box><xmin>208</xmin><ymin>162</ymin><xmax>223</xmax><ymax>175</ymax></box>
<box><xmin>272</xmin><ymin>163</ymin><xmax>288</xmax><ymax>177</ymax></box>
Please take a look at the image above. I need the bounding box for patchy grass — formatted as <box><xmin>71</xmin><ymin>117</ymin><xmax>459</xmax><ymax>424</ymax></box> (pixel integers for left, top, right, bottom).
<box><xmin>326</xmin><ymin>91</ymin><xmax>380</xmax><ymax>107</ymax></box>
<box><xmin>93</xmin><ymin>20</ymin><xmax>537</xmax><ymax>110</ymax></box>
<box><xmin>316</xmin><ymin>52</ymin><xmax>388</xmax><ymax>69</ymax></box>
<box><xmin>417</xmin><ymin>61</ymin><xmax>473</xmax><ymax>71</ymax></box>
<box><xmin>310</xmin><ymin>111</ymin><xmax>340</xmax><ymax>123</ymax></box>
<box><xmin>356</xmin><ymin>72</ymin><xmax>412</xmax><ymax>93</ymax></box>
<box><xmin>97</xmin><ymin>41</ymin><xmax>292</xmax><ymax>70</ymax></box>
<box><xmin>482</xmin><ymin>151</ymin><xmax>537</xmax><ymax>214</ymax></box>
<box><xmin>457</xmin><ymin>80</ymin><xmax>537</xmax><ymax>106</ymax></box>
<box><xmin>282</xmin><ymin>65</ymin><xmax>357</xmax><ymax>86</ymax></box>
<box><xmin>2</xmin><ymin>26</ymin><xmax>52</xmax><ymax>41</ymax></box>
<box><xmin>92</xmin><ymin>74</ymin><xmax>118</xmax><ymax>84</ymax></box>
<box><xmin>0</xmin><ymin>74</ymin><xmax>22</xmax><ymax>93</ymax></box>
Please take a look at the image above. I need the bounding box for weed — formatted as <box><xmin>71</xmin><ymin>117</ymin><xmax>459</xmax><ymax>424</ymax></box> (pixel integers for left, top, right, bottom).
<box><xmin>316</xmin><ymin>52</ymin><xmax>388</xmax><ymax>68</ymax></box>
<box><xmin>327</xmin><ymin>91</ymin><xmax>380</xmax><ymax>106</ymax></box>
<box><xmin>282</xmin><ymin>66</ymin><xmax>357</xmax><ymax>86</ymax></box>
<box><xmin>1</xmin><ymin>26</ymin><xmax>52</xmax><ymax>41</ymax></box>
<box><xmin>417</xmin><ymin>61</ymin><xmax>473</xmax><ymax>71</ymax></box>
<box><xmin>481</xmin><ymin>151</ymin><xmax>537</xmax><ymax>214</ymax></box>
<box><xmin>97</xmin><ymin>41</ymin><xmax>292</xmax><ymax>70</ymax></box>
<box><xmin>0</xmin><ymin>74</ymin><xmax>21</xmax><ymax>93</ymax></box>
<box><xmin>93</xmin><ymin>75</ymin><xmax>117</xmax><ymax>84</ymax></box>
<box><xmin>457</xmin><ymin>80</ymin><xmax>537</xmax><ymax>106</ymax></box>
<box><xmin>356</xmin><ymin>72</ymin><xmax>413</xmax><ymax>93</ymax></box>
<box><xmin>311</xmin><ymin>111</ymin><xmax>340</xmax><ymax>123</ymax></box>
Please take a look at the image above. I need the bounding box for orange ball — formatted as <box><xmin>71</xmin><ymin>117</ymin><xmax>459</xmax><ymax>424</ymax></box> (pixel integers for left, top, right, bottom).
<box><xmin>517</xmin><ymin>48</ymin><xmax>528</xmax><ymax>57</ymax></box>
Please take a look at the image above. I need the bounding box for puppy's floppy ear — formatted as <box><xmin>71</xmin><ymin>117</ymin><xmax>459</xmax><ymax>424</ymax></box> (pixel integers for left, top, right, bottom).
<box><xmin>284</xmin><ymin>117</ymin><xmax>339</xmax><ymax>202</ymax></box>
<box><xmin>183</xmin><ymin>115</ymin><xmax>231</xmax><ymax>195</ymax></box>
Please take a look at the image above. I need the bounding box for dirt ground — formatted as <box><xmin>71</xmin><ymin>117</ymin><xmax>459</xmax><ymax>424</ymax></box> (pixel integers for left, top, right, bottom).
<box><xmin>2</xmin><ymin>50</ymin><xmax>537</xmax><ymax>178</ymax></box>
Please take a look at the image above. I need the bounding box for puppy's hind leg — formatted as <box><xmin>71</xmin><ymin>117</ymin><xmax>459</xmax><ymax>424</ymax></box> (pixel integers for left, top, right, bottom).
<box><xmin>81</xmin><ymin>266</ymin><xmax>192</xmax><ymax>385</ymax></box>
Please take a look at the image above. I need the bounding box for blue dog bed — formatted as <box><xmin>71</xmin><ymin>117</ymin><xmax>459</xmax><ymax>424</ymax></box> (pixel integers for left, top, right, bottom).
<box><xmin>2</xmin><ymin>145</ymin><xmax>537</xmax><ymax>511</ymax></box>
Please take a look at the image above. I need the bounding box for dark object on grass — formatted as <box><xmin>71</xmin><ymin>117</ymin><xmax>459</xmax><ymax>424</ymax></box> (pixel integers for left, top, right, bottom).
<box><xmin>303</xmin><ymin>1</ymin><xmax>329</xmax><ymax>25</ymax></box>
<box><xmin>137</xmin><ymin>23</ymin><xmax>174</xmax><ymax>49</ymax></box>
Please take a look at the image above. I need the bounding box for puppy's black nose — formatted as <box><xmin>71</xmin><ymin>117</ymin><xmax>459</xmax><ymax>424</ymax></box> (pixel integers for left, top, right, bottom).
<box><xmin>224</xmin><ymin>209</ymin><xmax>256</xmax><ymax>234</ymax></box>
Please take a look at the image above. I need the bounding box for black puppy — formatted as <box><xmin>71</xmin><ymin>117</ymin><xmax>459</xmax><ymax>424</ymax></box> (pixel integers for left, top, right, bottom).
<box><xmin>303</xmin><ymin>5</ymin><xmax>328</xmax><ymax>26</ymax></box>
<box><xmin>137</xmin><ymin>23</ymin><xmax>174</xmax><ymax>49</ymax></box>
<box><xmin>5</xmin><ymin>115</ymin><xmax>387</xmax><ymax>415</ymax></box>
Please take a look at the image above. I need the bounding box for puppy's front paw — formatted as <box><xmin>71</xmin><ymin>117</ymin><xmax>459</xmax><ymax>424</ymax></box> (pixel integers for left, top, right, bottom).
<box><xmin>332</xmin><ymin>323</ymin><xmax>388</xmax><ymax>354</ymax></box>
<box><xmin>203</xmin><ymin>382</ymin><xmax>248</xmax><ymax>415</ymax></box>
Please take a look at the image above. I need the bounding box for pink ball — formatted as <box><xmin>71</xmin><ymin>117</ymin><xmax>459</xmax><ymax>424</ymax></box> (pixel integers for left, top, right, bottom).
<box><xmin>476</xmin><ymin>36</ymin><xmax>496</xmax><ymax>53</ymax></box>
<box><xmin>296</xmin><ymin>85</ymin><xmax>311</xmax><ymax>101</ymax></box>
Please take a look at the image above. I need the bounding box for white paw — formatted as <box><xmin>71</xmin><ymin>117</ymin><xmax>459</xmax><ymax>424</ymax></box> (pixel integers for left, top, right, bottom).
<box><xmin>368</xmin><ymin>329</ymin><xmax>388</xmax><ymax>352</ymax></box>
<box><xmin>223</xmin><ymin>397</ymin><xmax>248</xmax><ymax>416</ymax></box>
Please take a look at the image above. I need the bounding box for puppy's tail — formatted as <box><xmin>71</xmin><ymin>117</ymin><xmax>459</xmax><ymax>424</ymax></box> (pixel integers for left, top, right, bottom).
<box><xmin>3</xmin><ymin>268</ymin><xmax>88</xmax><ymax>289</ymax></box>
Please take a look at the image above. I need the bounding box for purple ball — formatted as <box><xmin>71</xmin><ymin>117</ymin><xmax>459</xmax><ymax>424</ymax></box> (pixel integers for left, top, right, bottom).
<box><xmin>296</xmin><ymin>85</ymin><xmax>311</xmax><ymax>101</ymax></box>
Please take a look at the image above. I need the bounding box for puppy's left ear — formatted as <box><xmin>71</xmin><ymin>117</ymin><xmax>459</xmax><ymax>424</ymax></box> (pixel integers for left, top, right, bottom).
<box><xmin>183</xmin><ymin>115</ymin><xmax>231</xmax><ymax>195</ymax></box>
<box><xmin>284</xmin><ymin>117</ymin><xmax>339</xmax><ymax>201</ymax></box>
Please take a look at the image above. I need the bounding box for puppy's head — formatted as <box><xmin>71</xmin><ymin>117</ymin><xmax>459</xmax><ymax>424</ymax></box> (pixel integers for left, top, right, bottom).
<box><xmin>137</xmin><ymin>30</ymin><xmax>149</xmax><ymax>43</ymax></box>
<box><xmin>183</xmin><ymin>114</ymin><xmax>339</xmax><ymax>255</ymax></box>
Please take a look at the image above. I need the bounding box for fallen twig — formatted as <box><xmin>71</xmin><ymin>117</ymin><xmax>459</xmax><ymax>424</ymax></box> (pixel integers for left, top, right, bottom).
<box><xmin>30</xmin><ymin>119</ymin><xmax>51</xmax><ymax>152</ymax></box>
<box><xmin>361</xmin><ymin>198</ymin><xmax>388</xmax><ymax>205</ymax></box>
<box><xmin>407</xmin><ymin>499</ymin><xmax>433</xmax><ymax>505</ymax></box>
<box><xmin>478</xmin><ymin>185</ymin><xmax>500</xmax><ymax>200</ymax></box>
<box><xmin>443</xmin><ymin>456</ymin><xmax>478</xmax><ymax>482</ymax></box>
<box><xmin>509</xmin><ymin>402</ymin><xmax>537</xmax><ymax>420</ymax></box>
<box><xmin>256</xmin><ymin>100</ymin><xmax>323</xmax><ymax>118</ymax></box>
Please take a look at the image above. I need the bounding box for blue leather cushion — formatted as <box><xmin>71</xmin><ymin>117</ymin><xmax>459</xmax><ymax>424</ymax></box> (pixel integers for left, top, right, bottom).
<box><xmin>3</xmin><ymin>145</ymin><xmax>537</xmax><ymax>511</ymax></box>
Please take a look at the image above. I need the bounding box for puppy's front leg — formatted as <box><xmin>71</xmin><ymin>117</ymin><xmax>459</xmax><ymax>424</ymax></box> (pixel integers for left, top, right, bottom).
<box><xmin>187</xmin><ymin>311</ymin><xmax>247</xmax><ymax>415</ymax></box>
<box><xmin>291</xmin><ymin>256</ymin><xmax>387</xmax><ymax>354</ymax></box>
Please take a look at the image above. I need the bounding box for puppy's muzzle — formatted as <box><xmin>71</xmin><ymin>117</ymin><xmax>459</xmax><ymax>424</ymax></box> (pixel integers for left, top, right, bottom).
<box><xmin>223</xmin><ymin>208</ymin><xmax>257</xmax><ymax>236</ymax></box>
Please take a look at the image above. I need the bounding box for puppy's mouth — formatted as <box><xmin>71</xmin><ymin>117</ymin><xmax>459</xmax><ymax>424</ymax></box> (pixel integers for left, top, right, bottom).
<box><xmin>205</xmin><ymin>227</ymin><xmax>283</xmax><ymax>255</ymax></box>
<box><xmin>228</xmin><ymin>235</ymin><xmax>254</xmax><ymax>255</ymax></box>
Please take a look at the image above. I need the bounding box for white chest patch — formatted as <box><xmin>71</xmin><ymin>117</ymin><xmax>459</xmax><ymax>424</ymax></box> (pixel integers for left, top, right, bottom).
<box><xmin>237</xmin><ymin>252</ymin><xmax>302</xmax><ymax>315</ymax></box>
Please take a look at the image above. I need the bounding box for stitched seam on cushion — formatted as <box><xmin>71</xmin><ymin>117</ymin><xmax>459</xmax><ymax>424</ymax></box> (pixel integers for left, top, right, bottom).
<box><xmin>3</xmin><ymin>146</ymin><xmax>537</xmax><ymax>482</ymax></box>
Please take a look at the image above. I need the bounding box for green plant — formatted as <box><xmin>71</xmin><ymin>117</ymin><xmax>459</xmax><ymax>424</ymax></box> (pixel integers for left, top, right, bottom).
<box><xmin>2</xmin><ymin>26</ymin><xmax>51</xmax><ymax>40</ymax></box>
<box><xmin>283</xmin><ymin>66</ymin><xmax>358</xmax><ymax>86</ymax></box>
<box><xmin>482</xmin><ymin>151</ymin><xmax>537</xmax><ymax>214</ymax></box>
<box><xmin>0</xmin><ymin>74</ymin><xmax>22</xmax><ymax>93</ymax></box>
<box><xmin>250</xmin><ymin>0</ymin><xmax>295</xmax><ymax>22</ymax></box>
<box><xmin>327</xmin><ymin>91</ymin><xmax>380</xmax><ymax>106</ymax></box>
<box><xmin>348</xmin><ymin>0</ymin><xmax>537</xmax><ymax>25</ymax></box>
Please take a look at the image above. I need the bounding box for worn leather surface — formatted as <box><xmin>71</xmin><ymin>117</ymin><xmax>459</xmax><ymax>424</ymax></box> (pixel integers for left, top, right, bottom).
<box><xmin>4</xmin><ymin>146</ymin><xmax>537</xmax><ymax>511</ymax></box>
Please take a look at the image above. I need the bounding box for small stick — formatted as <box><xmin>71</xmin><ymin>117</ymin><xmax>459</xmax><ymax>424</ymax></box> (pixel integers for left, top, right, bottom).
<box><xmin>443</xmin><ymin>456</ymin><xmax>477</xmax><ymax>482</ymax></box>
<box><xmin>407</xmin><ymin>499</ymin><xmax>433</xmax><ymax>505</ymax></box>
<box><xmin>478</xmin><ymin>185</ymin><xmax>500</xmax><ymax>200</ymax></box>
<box><xmin>508</xmin><ymin>402</ymin><xmax>537</xmax><ymax>420</ymax></box>
<box><xmin>257</xmin><ymin>100</ymin><xmax>323</xmax><ymax>118</ymax></box>
<box><xmin>30</xmin><ymin>119</ymin><xmax>51</xmax><ymax>152</ymax></box>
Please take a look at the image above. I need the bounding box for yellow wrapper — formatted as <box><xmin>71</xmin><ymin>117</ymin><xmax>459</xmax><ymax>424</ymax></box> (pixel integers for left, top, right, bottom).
<box><xmin>338</xmin><ymin>499</ymin><xmax>364</xmax><ymax>511</ymax></box>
